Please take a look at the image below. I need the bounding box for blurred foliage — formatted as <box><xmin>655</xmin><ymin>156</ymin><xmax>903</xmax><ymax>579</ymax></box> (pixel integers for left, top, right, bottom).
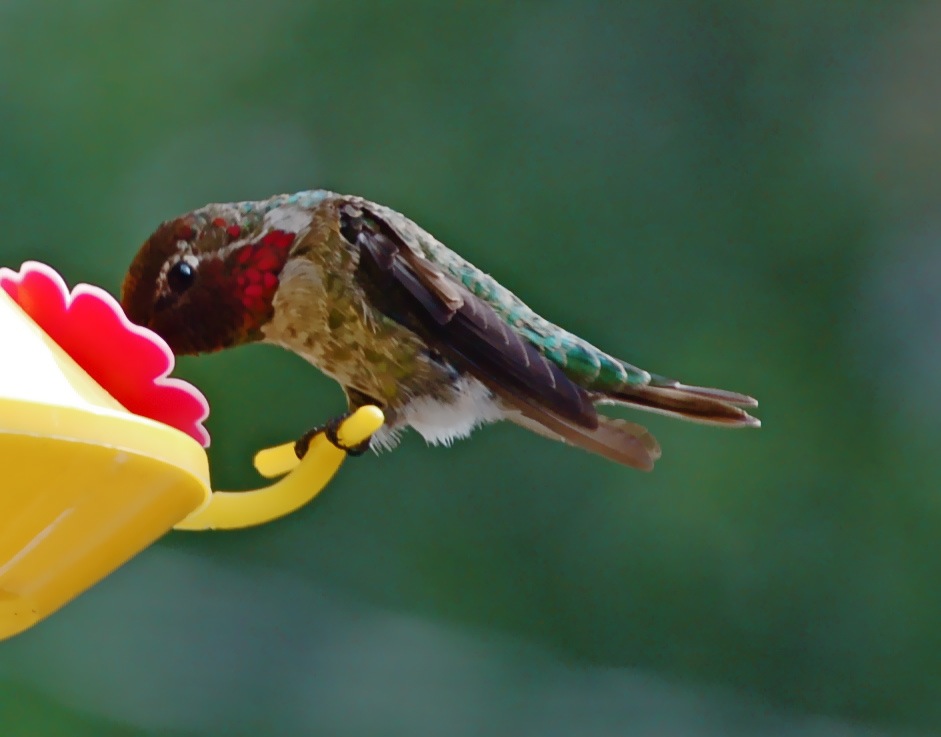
<box><xmin>1</xmin><ymin>1</ymin><xmax>940</xmax><ymax>735</ymax></box>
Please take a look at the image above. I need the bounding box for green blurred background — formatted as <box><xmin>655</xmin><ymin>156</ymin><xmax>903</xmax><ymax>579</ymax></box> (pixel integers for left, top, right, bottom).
<box><xmin>1</xmin><ymin>1</ymin><xmax>939</xmax><ymax>735</ymax></box>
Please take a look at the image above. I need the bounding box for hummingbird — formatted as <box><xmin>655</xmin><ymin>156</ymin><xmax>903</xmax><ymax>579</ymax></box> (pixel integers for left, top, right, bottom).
<box><xmin>121</xmin><ymin>190</ymin><xmax>759</xmax><ymax>470</ymax></box>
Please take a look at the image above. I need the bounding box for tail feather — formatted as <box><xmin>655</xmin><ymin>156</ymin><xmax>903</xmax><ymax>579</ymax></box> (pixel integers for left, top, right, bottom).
<box><xmin>505</xmin><ymin>407</ymin><xmax>661</xmax><ymax>471</ymax></box>
<box><xmin>496</xmin><ymin>367</ymin><xmax>758</xmax><ymax>468</ymax></box>
<box><xmin>646</xmin><ymin>373</ymin><xmax>758</xmax><ymax>408</ymax></box>
<box><xmin>603</xmin><ymin>376</ymin><xmax>760</xmax><ymax>428</ymax></box>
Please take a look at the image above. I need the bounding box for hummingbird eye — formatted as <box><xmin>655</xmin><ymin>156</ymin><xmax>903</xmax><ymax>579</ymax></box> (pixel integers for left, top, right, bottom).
<box><xmin>166</xmin><ymin>260</ymin><xmax>196</xmax><ymax>295</ymax></box>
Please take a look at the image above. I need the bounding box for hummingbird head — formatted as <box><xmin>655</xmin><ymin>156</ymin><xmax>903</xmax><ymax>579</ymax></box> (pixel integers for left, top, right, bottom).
<box><xmin>121</xmin><ymin>212</ymin><xmax>297</xmax><ymax>355</ymax></box>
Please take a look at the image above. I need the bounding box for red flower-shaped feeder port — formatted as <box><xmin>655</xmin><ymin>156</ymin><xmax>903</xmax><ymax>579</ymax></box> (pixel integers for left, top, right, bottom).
<box><xmin>0</xmin><ymin>261</ymin><xmax>209</xmax><ymax>446</ymax></box>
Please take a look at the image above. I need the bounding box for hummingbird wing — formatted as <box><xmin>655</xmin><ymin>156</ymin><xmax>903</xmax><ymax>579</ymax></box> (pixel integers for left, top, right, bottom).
<box><xmin>343</xmin><ymin>201</ymin><xmax>596</xmax><ymax>429</ymax></box>
<box><xmin>347</xmin><ymin>199</ymin><xmax>655</xmax><ymax>393</ymax></box>
<box><xmin>345</xmin><ymin>202</ymin><xmax>665</xmax><ymax>468</ymax></box>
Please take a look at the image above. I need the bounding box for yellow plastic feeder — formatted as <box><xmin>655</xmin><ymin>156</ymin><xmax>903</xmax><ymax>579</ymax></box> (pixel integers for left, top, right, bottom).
<box><xmin>0</xmin><ymin>262</ymin><xmax>382</xmax><ymax>641</ymax></box>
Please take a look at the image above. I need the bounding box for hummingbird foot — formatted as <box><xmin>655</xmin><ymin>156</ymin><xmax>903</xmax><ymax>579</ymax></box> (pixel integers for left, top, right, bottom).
<box><xmin>294</xmin><ymin>414</ymin><xmax>372</xmax><ymax>459</ymax></box>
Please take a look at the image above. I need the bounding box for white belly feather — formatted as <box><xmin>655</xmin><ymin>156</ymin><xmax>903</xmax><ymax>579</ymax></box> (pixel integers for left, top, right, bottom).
<box><xmin>372</xmin><ymin>376</ymin><xmax>506</xmax><ymax>451</ymax></box>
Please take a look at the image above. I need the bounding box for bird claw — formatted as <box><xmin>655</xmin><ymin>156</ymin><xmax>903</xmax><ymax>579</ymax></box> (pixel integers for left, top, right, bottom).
<box><xmin>294</xmin><ymin>414</ymin><xmax>372</xmax><ymax>459</ymax></box>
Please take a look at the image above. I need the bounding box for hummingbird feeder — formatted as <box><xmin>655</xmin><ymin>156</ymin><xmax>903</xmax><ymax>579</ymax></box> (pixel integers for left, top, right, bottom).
<box><xmin>0</xmin><ymin>261</ymin><xmax>383</xmax><ymax>640</ymax></box>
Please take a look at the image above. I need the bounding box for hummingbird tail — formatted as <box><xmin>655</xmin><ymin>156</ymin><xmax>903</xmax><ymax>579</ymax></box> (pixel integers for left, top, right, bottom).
<box><xmin>603</xmin><ymin>375</ymin><xmax>760</xmax><ymax>428</ymax></box>
<box><xmin>505</xmin><ymin>408</ymin><xmax>662</xmax><ymax>471</ymax></box>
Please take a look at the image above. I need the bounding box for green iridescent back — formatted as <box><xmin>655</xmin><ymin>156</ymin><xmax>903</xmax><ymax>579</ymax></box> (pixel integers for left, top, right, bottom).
<box><xmin>236</xmin><ymin>190</ymin><xmax>651</xmax><ymax>393</ymax></box>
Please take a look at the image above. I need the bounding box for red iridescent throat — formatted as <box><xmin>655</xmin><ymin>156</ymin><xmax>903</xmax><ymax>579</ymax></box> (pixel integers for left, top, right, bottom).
<box><xmin>219</xmin><ymin>221</ymin><xmax>295</xmax><ymax>326</ymax></box>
